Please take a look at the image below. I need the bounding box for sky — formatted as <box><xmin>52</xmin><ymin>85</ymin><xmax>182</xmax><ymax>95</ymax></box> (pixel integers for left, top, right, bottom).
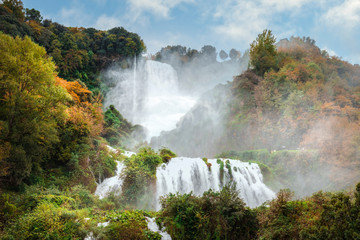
<box><xmin>22</xmin><ymin>0</ymin><xmax>360</xmax><ymax>64</ymax></box>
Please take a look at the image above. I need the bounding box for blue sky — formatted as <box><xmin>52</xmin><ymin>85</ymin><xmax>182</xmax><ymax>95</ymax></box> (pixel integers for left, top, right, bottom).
<box><xmin>22</xmin><ymin>0</ymin><xmax>360</xmax><ymax>64</ymax></box>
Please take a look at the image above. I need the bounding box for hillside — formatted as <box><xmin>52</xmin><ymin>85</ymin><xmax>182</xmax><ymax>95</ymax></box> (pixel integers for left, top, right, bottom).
<box><xmin>1</xmin><ymin>1</ymin><xmax>360</xmax><ymax>239</ymax></box>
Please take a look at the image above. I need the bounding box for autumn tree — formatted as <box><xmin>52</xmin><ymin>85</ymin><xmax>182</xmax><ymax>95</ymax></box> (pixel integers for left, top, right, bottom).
<box><xmin>0</xmin><ymin>33</ymin><xmax>70</xmax><ymax>186</ymax></box>
<box><xmin>250</xmin><ymin>29</ymin><xmax>278</xmax><ymax>76</ymax></box>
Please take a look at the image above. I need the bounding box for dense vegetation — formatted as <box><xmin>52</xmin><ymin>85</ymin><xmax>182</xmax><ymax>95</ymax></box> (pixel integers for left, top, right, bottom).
<box><xmin>224</xmin><ymin>29</ymin><xmax>360</xmax><ymax>191</ymax></box>
<box><xmin>159</xmin><ymin>184</ymin><xmax>258</xmax><ymax>240</ymax></box>
<box><xmin>0</xmin><ymin>0</ymin><xmax>145</xmax><ymax>92</ymax></box>
<box><xmin>1</xmin><ymin>0</ymin><xmax>360</xmax><ymax>238</ymax></box>
<box><xmin>158</xmin><ymin>182</ymin><xmax>360</xmax><ymax>240</ymax></box>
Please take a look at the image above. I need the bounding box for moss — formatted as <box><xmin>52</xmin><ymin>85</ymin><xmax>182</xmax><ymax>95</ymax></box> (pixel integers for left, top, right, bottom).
<box><xmin>159</xmin><ymin>148</ymin><xmax>176</xmax><ymax>163</ymax></box>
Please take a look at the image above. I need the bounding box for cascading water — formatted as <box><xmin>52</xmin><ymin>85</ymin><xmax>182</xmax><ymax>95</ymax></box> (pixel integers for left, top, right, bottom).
<box><xmin>95</xmin><ymin>151</ymin><xmax>134</xmax><ymax>199</ymax></box>
<box><xmin>95</xmin><ymin>156</ymin><xmax>275</xmax><ymax>209</ymax></box>
<box><xmin>155</xmin><ymin>157</ymin><xmax>274</xmax><ymax>209</ymax></box>
<box><xmin>132</xmin><ymin>56</ymin><xmax>137</xmax><ymax>117</ymax></box>
<box><xmin>104</xmin><ymin>60</ymin><xmax>196</xmax><ymax>140</ymax></box>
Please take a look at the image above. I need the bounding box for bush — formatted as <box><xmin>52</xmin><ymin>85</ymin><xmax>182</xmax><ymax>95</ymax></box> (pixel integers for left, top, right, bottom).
<box><xmin>3</xmin><ymin>202</ymin><xmax>88</xmax><ymax>239</ymax></box>
<box><xmin>159</xmin><ymin>184</ymin><xmax>258</xmax><ymax>240</ymax></box>
<box><xmin>121</xmin><ymin>147</ymin><xmax>163</xmax><ymax>208</ymax></box>
<box><xmin>159</xmin><ymin>148</ymin><xmax>176</xmax><ymax>163</ymax></box>
<box><xmin>100</xmin><ymin>210</ymin><xmax>160</xmax><ymax>240</ymax></box>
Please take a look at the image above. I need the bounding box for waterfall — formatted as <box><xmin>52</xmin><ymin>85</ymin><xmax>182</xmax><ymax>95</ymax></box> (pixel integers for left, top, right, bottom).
<box><xmin>156</xmin><ymin>157</ymin><xmax>274</xmax><ymax>208</ymax></box>
<box><xmin>104</xmin><ymin>60</ymin><xmax>197</xmax><ymax>140</ymax></box>
<box><xmin>95</xmin><ymin>157</ymin><xmax>275</xmax><ymax>209</ymax></box>
<box><xmin>94</xmin><ymin>161</ymin><xmax>126</xmax><ymax>199</ymax></box>
<box><xmin>132</xmin><ymin>56</ymin><xmax>137</xmax><ymax>119</ymax></box>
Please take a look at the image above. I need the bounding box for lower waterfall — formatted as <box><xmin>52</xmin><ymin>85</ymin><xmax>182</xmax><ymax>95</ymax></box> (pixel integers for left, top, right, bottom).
<box><xmin>95</xmin><ymin>155</ymin><xmax>275</xmax><ymax>209</ymax></box>
<box><xmin>156</xmin><ymin>157</ymin><xmax>274</xmax><ymax>208</ymax></box>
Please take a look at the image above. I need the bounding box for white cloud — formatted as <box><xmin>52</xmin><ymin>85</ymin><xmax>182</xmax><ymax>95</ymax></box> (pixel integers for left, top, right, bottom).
<box><xmin>322</xmin><ymin>0</ymin><xmax>360</xmax><ymax>29</ymax></box>
<box><xmin>211</xmin><ymin>0</ymin><xmax>315</xmax><ymax>48</ymax></box>
<box><xmin>125</xmin><ymin>0</ymin><xmax>194</xmax><ymax>22</ymax></box>
<box><xmin>95</xmin><ymin>15</ymin><xmax>122</xmax><ymax>30</ymax></box>
<box><xmin>322</xmin><ymin>46</ymin><xmax>337</xmax><ymax>56</ymax></box>
<box><xmin>58</xmin><ymin>7</ymin><xmax>91</xmax><ymax>27</ymax></box>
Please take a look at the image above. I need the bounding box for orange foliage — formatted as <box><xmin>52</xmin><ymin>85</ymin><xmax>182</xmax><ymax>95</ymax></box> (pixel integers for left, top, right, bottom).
<box><xmin>55</xmin><ymin>76</ymin><xmax>104</xmax><ymax>137</ymax></box>
<box><xmin>26</xmin><ymin>20</ymin><xmax>42</xmax><ymax>36</ymax></box>
<box><xmin>55</xmin><ymin>76</ymin><xmax>92</xmax><ymax>104</ymax></box>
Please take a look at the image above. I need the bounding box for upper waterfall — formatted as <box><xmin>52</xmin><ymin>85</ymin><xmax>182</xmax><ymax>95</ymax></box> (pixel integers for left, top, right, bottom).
<box><xmin>104</xmin><ymin>60</ymin><xmax>197</xmax><ymax>140</ymax></box>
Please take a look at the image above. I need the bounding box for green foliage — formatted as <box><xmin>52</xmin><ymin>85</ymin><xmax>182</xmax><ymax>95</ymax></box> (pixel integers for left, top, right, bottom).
<box><xmin>159</xmin><ymin>184</ymin><xmax>258</xmax><ymax>240</ymax></box>
<box><xmin>0</xmin><ymin>5</ymin><xmax>33</xmax><ymax>38</ymax></box>
<box><xmin>24</xmin><ymin>8</ymin><xmax>42</xmax><ymax>22</ymax></box>
<box><xmin>3</xmin><ymin>202</ymin><xmax>88</xmax><ymax>239</ymax></box>
<box><xmin>102</xmin><ymin>105</ymin><xmax>133</xmax><ymax>146</ymax></box>
<box><xmin>0</xmin><ymin>193</ymin><xmax>18</xmax><ymax>231</ymax></box>
<box><xmin>0</xmin><ymin>6</ymin><xmax>146</xmax><ymax>91</ymax></box>
<box><xmin>103</xmin><ymin>210</ymin><xmax>156</xmax><ymax>240</ymax></box>
<box><xmin>89</xmin><ymin>145</ymin><xmax>118</xmax><ymax>183</ymax></box>
<box><xmin>257</xmin><ymin>184</ymin><xmax>360</xmax><ymax>239</ymax></box>
<box><xmin>121</xmin><ymin>148</ymin><xmax>163</xmax><ymax>208</ymax></box>
<box><xmin>159</xmin><ymin>148</ymin><xmax>176</xmax><ymax>163</ymax></box>
<box><xmin>250</xmin><ymin>29</ymin><xmax>278</xmax><ymax>76</ymax></box>
<box><xmin>217</xmin><ymin>159</ymin><xmax>225</xmax><ymax>185</ymax></box>
<box><xmin>225</xmin><ymin>160</ymin><xmax>232</xmax><ymax>179</ymax></box>
<box><xmin>202</xmin><ymin>157</ymin><xmax>212</xmax><ymax>170</ymax></box>
<box><xmin>1</xmin><ymin>0</ymin><xmax>24</xmax><ymax>21</ymax></box>
<box><xmin>0</xmin><ymin>33</ymin><xmax>70</xmax><ymax>186</ymax></box>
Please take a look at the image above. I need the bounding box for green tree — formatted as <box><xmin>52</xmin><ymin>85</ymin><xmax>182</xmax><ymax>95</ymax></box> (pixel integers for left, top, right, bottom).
<box><xmin>25</xmin><ymin>8</ymin><xmax>42</xmax><ymax>22</ymax></box>
<box><xmin>219</xmin><ymin>49</ymin><xmax>228</xmax><ymax>60</ymax></box>
<box><xmin>0</xmin><ymin>33</ymin><xmax>70</xmax><ymax>186</ymax></box>
<box><xmin>250</xmin><ymin>29</ymin><xmax>278</xmax><ymax>76</ymax></box>
<box><xmin>229</xmin><ymin>48</ymin><xmax>240</xmax><ymax>61</ymax></box>
<box><xmin>1</xmin><ymin>0</ymin><xmax>24</xmax><ymax>21</ymax></box>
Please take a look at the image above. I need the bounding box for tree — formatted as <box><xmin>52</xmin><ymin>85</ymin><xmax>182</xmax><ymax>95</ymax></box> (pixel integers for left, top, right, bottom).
<box><xmin>25</xmin><ymin>8</ymin><xmax>42</xmax><ymax>22</ymax></box>
<box><xmin>249</xmin><ymin>29</ymin><xmax>278</xmax><ymax>76</ymax></box>
<box><xmin>0</xmin><ymin>33</ymin><xmax>70</xmax><ymax>186</ymax></box>
<box><xmin>219</xmin><ymin>50</ymin><xmax>228</xmax><ymax>60</ymax></box>
<box><xmin>200</xmin><ymin>45</ymin><xmax>217</xmax><ymax>62</ymax></box>
<box><xmin>229</xmin><ymin>48</ymin><xmax>240</xmax><ymax>61</ymax></box>
<box><xmin>1</xmin><ymin>0</ymin><xmax>24</xmax><ymax>21</ymax></box>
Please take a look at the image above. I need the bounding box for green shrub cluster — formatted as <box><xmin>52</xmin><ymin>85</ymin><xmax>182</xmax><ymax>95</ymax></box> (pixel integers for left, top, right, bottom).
<box><xmin>0</xmin><ymin>184</ymin><xmax>162</xmax><ymax>239</ymax></box>
<box><xmin>159</xmin><ymin>184</ymin><xmax>258</xmax><ymax>240</ymax></box>
<box><xmin>121</xmin><ymin>147</ymin><xmax>175</xmax><ymax>209</ymax></box>
<box><xmin>257</xmin><ymin>183</ymin><xmax>360</xmax><ymax>239</ymax></box>
<box><xmin>102</xmin><ymin>105</ymin><xmax>134</xmax><ymax>147</ymax></box>
<box><xmin>103</xmin><ymin>210</ymin><xmax>161</xmax><ymax>240</ymax></box>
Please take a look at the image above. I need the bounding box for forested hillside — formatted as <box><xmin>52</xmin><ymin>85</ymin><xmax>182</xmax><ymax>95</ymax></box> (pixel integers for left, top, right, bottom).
<box><xmin>1</xmin><ymin>1</ymin><xmax>360</xmax><ymax>239</ymax></box>
<box><xmin>0</xmin><ymin>0</ymin><xmax>142</xmax><ymax>189</ymax></box>
<box><xmin>223</xmin><ymin>30</ymin><xmax>360</xmax><ymax>191</ymax></box>
<box><xmin>0</xmin><ymin>0</ymin><xmax>145</xmax><ymax>91</ymax></box>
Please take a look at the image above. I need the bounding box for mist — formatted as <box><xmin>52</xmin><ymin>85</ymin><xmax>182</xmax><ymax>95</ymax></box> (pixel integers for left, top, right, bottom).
<box><xmin>102</xmin><ymin>46</ymin><xmax>248</xmax><ymax>144</ymax></box>
<box><xmin>101</xmin><ymin>38</ymin><xmax>360</xmax><ymax>199</ymax></box>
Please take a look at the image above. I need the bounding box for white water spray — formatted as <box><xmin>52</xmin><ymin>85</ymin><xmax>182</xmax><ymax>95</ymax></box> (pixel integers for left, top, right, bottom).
<box><xmin>104</xmin><ymin>60</ymin><xmax>197</xmax><ymax>140</ymax></box>
<box><xmin>156</xmin><ymin>157</ymin><xmax>274</xmax><ymax>209</ymax></box>
<box><xmin>95</xmin><ymin>156</ymin><xmax>275</xmax><ymax>208</ymax></box>
<box><xmin>132</xmin><ymin>56</ymin><xmax>137</xmax><ymax>118</ymax></box>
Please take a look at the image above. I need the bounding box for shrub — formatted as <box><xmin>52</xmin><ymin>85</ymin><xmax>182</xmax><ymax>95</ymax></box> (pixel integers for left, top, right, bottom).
<box><xmin>121</xmin><ymin>147</ymin><xmax>163</xmax><ymax>208</ymax></box>
<box><xmin>3</xmin><ymin>202</ymin><xmax>88</xmax><ymax>239</ymax></box>
<box><xmin>159</xmin><ymin>148</ymin><xmax>176</xmax><ymax>163</ymax></box>
<box><xmin>159</xmin><ymin>184</ymin><xmax>258</xmax><ymax>240</ymax></box>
